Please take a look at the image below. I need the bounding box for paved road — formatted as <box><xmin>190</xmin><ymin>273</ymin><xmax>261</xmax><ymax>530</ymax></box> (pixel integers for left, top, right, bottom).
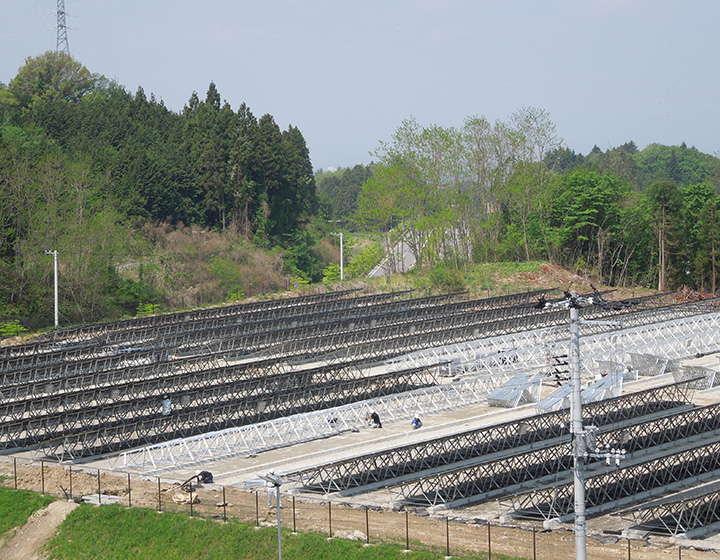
<box><xmin>367</xmin><ymin>240</ymin><xmax>415</xmax><ymax>277</ymax></box>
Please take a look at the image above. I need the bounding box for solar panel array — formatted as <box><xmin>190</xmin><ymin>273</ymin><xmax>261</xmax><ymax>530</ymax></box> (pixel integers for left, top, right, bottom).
<box><xmin>285</xmin><ymin>380</ymin><xmax>694</xmax><ymax>495</ymax></box>
<box><xmin>0</xmin><ymin>287</ymin><xmax>565</xmax><ymax>460</ymax></box>
<box><xmin>272</xmin><ymin>296</ymin><xmax>720</xmax><ymax>536</ymax></box>
<box><xmin>3</xmin><ymin>286</ymin><xmax>720</xmax><ymax>537</ymax></box>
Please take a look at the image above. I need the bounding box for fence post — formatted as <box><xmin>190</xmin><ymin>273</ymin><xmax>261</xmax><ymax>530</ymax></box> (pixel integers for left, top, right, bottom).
<box><xmin>189</xmin><ymin>483</ymin><xmax>194</xmax><ymax>518</ymax></box>
<box><xmin>127</xmin><ymin>473</ymin><xmax>132</xmax><ymax>508</ymax></box>
<box><xmin>328</xmin><ymin>501</ymin><xmax>332</xmax><ymax>539</ymax></box>
<box><xmin>157</xmin><ymin>477</ymin><xmax>162</xmax><ymax>512</ymax></box>
<box><xmin>365</xmin><ymin>506</ymin><xmax>370</xmax><ymax>544</ymax></box>
<box><xmin>255</xmin><ymin>490</ymin><xmax>259</xmax><ymax>527</ymax></box>
<box><xmin>69</xmin><ymin>466</ymin><xmax>73</xmax><ymax>501</ymax></box>
<box><xmin>445</xmin><ymin>516</ymin><xmax>450</xmax><ymax>558</ymax></box>
<box><xmin>292</xmin><ymin>496</ymin><xmax>297</xmax><ymax>534</ymax></box>
<box><xmin>97</xmin><ymin>469</ymin><xmax>101</xmax><ymax>505</ymax></box>
<box><xmin>533</xmin><ymin>527</ymin><xmax>536</xmax><ymax>560</ymax></box>
<box><xmin>223</xmin><ymin>487</ymin><xmax>227</xmax><ymax>523</ymax></box>
<box><xmin>405</xmin><ymin>511</ymin><xmax>410</xmax><ymax>551</ymax></box>
<box><xmin>487</xmin><ymin>521</ymin><xmax>491</xmax><ymax>560</ymax></box>
<box><xmin>13</xmin><ymin>458</ymin><xmax>17</xmax><ymax>490</ymax></box>
<box><xmin>41</xmin><ymin>461</ymin><xmax>45</xmax><ymax>495</ymax></box>
<box><xmin>627</xmin><ymin>538</ymin><xmax>631</xmax><ymax>560</ymax></box>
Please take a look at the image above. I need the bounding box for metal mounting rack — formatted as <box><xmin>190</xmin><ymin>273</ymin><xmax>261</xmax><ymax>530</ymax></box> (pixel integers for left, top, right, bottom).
<box><xmin>505</xmin><ymin>407</ymin><xmax>720</xmax><ymax>524</ymax></box>
<box><xmin>24</xmin><ymin>363</ymin><xmax>440</xmax><ymax>460</ymax></box>
<box><xmin>621</xmin><ymin>479</ymin><xmax>720</xmax><ymax>537</ymax></box>
<box><xmin>115</xmin><ymin>373</ymin><xmax>499</xmax><ymax>472</ymax></box>
<box><xmin>285</xmin><ymin>380</ymin><xmax>694</xmax><ymax>496</ymax></box>
<box><xmin>393</xmin><ymin>387</ymin><xmax>714</xmax><ymax>510</ymax></box>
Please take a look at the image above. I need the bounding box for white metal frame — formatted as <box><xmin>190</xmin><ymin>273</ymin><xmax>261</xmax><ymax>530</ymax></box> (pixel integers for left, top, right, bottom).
<box><xmin>113</xmin><ymin>373</ymin><xmax>506</xmax><ymax>473</ymax></box>
<box><xmin>113</xmin><ymin>311</ymin><xmax>720</xmax><ymax>473</ymax></box>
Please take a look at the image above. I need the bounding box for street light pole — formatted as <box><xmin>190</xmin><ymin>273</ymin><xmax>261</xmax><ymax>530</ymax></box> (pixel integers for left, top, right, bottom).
<box><xmin>45</xmin><ymin>250</ymin><xmax>59</xmax><ymax>328</ymax></box>
<box><xmin>258</xmin><ymin>471</ymin><xmax>283</xmax><ymax>560</ymax></box>
<box><xmin>328</xmin><ymin>220</ymin><xmax>343</xmax><ymax>282</ymax></box>
<box><xmin>330</xmin><ymin>232</ymin><xmax>343</xmax><ymax>281</ymax></box>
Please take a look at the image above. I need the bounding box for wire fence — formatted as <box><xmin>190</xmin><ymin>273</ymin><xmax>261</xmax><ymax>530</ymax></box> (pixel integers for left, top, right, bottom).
<box><xmin>0</xmin><ymin>456</ymin><xmax>713</xmax><ymax>560</ymax></box>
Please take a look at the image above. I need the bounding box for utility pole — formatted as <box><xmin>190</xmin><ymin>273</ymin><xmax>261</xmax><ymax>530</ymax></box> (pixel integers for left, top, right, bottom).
<box><xmin>537</xmin><ymin>288</ymin><xmax>627</xmax><ymax>560</ymax></box>
<box><xmin>568</xmin><ymin>301</ymin><xmax>624</xmax><ymax>560</ymax></box>
<box><xmin>56</xmin><ymin>0</ymin><xmax>70</xmax><ymax>54</ymax></box>
<box><xmin>45</xmin><ymin>250</ymin><xmax>59</xmax><ymax>328</ymax></box>
<box><xmin>569</xmin><ymin>305</ymin><xmax>587</xmax><ymax>560</ymax></box>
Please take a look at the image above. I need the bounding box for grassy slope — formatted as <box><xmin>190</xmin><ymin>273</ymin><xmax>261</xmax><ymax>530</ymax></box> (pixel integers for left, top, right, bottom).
<box><xmin>0</xmin><ymin>485</ymin><xmax>55</xmax><ymax>536</ymax></box>
<box><xmin>45</xmin><ymin>503</ymin><xmax>525</xmax><ymax>560</ymax></box>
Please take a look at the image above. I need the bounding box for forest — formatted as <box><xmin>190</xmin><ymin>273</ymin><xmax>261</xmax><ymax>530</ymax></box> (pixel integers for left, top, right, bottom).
<box><xmin>343</xmin><ymin>112</ymin><xmax>720</xmax><ymax>295</ymax></box>
<box><xmin>1</xmin><ymin>51</ymin><xmax>719</xmax><ymax>333</ymax></box>
<box><xmin>0</xmin><ymin>52</ymin><xmax>322</xmax><ymax>331</ymax></box>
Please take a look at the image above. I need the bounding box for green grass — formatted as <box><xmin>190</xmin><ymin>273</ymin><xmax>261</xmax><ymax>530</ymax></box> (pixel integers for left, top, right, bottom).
<box><xmin>465</xmin><ymin>261</ymin><xmax>545</xmax><ymax>294</ymax></box>
<box><xmin>0</xmin><ymin>485</ymin><xmax>55</xmax><ymax>536</ymax></box>
<box><xmin>363</xmin><ymin>260</ymin><xmax>548</xmax><ymax>298</ymax></box>
<box><xmin>45</xmin><ymin>503</ymin><xmax>526</xmax><ymax>560</ymax></box>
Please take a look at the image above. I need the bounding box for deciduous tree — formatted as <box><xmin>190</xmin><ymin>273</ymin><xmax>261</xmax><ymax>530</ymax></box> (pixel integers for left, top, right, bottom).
<box><xmin>647</xmin><ymin>180</ymin><xmax>682</xmax><ymax>291</ymax></box>
<box><xmin>1</xmin><ymin>51</ymin><xmax>98</xmax><ymax>108</ymax></box>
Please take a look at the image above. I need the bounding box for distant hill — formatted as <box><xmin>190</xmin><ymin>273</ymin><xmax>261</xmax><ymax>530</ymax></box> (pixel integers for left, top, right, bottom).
<box><xmin>548</xmin><ymin>141</ymin><xmax>720</xmax><ymax>190</ymax></box>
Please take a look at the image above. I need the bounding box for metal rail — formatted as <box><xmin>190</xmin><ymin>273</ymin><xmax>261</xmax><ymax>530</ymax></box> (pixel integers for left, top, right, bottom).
<box><xmin>0</xmin><ymin>357</ymin><xmax>372</xmax><ymax>446</ymax></box>
<box><xmin>506</xmin><ymin>427</ymin><xmax>720</xmax><ymax>523</ymax></box>
<box><xmin>304</xmin><ymin>298</ymin><xmax>711</xmax><ymax>368</ymax></box>
<box><xmin>622</xmin><ymin>480</ymin><xmax>720</xmax><ymax>536</ymax></box>
<box><xmin>1</xmin><ymin>288</ymin><xmax>364</xmax><ymax>358</ymax></box>
<box><xmin>0</xmin><ymin>289</ymin><xmax>542</xmax><ymax>372</ymax></box>
<box><xmin>0</xmin><ymin>290</ymin><xmax>409</xmax><ymax>369</ymax></box>
<box><xmin>384</xmin><ymin>299</ymin><xmax>720</xmax><ymax>376</ymax></box>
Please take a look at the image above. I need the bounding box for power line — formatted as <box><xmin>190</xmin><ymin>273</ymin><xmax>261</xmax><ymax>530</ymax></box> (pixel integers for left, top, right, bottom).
<box><xmin>56</xmin><ymin>0</ymin><xmax>69</xmax><ymax>54</ymax></box>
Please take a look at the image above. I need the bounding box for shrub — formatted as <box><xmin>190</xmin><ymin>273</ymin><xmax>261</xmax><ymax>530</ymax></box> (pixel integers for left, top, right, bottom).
<box><xmin>427</xmin><ymin>264</ymin><xmax>466</xmax><ymax>293</ymax></box>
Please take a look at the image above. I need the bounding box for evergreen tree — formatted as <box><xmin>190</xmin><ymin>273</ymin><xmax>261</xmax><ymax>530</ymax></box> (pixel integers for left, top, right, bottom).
<box><xmin>282</xmin><ymin>124</ymin><xmax>317</xmax><ymax>228</ymax></box>
<box><xmin>255</xmin><ymin>114</ymin><xmax>285</xmax><ymax>238</ymax></box>
<box><xmin>668</xmin><ymin>149</ymin><xmax>681</xmax><ymax>182</ymax></box>
<box><xmin>229</xmin><ymin>103</ymin><xmax>261</xmax><ymax>237</ymax></box>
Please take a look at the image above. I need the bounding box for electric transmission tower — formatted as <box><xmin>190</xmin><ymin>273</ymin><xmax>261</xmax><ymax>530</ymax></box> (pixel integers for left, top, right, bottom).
<box><xmin>56</xmin><ymin>0</ymin><xmax>69</xmax><ymax>54</ymax></box>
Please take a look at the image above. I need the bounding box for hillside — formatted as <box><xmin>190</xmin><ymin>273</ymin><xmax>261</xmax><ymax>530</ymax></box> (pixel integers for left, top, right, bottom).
<box><xmin>3</xmin><ymin>52</ymin><xmax>719</xmax><ymax>335</ymax></box>
<box><xmin>0</xmin><ymin>260</ymin><xmax>681</xmax><ymax>348</ymax></box>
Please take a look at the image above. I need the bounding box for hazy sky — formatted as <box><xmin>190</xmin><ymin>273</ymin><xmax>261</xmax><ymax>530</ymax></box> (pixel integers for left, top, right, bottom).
<box><xmin>2</xmin><ymin>1</ymin><xmax>718</xmax><ymax>170</ymax></box>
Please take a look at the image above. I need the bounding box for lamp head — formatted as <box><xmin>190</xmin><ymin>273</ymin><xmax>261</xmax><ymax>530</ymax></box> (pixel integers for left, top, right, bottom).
<box><xmin>258</xmin><ymin>471</ymin><xmax>283</xmax><ymax>486</ymax></box>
